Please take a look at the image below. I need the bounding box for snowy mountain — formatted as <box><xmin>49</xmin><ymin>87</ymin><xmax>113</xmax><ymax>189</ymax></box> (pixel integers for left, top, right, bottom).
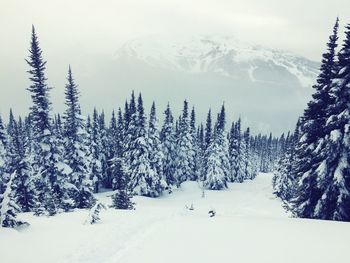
<box><xmin>115</xmin><ymin>35</ymin><xmax>319</xmax><ymax>88</ymax></box>
<box><xmin>107</xmin><ymin>35</ymin><xmax>319</xmax><ymax>134</ymax></box>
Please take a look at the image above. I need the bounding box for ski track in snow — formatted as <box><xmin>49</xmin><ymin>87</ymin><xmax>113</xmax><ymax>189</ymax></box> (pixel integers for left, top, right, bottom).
<box><xmin>1</xmin><ymin>173</ymin><xmax>350</xmax><ymax>263</ymax></box>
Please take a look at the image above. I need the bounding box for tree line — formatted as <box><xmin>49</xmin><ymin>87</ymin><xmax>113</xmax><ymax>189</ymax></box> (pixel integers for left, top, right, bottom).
<box><xmin>0</xmin><ymin>26</ymin><xmax>282</xmax><ymax>227</ymax></box>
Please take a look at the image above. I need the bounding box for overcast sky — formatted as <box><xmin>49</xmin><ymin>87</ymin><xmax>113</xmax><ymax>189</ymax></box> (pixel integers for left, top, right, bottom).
<box><xmin>2</xmin><ymin>0</ymin><xmax>350</xmax><ymax>59</ymax></box>
<box><xmin>1</xmin><ymin>0</ymin><xmax>350</xmax><ymax>130</ymax></box>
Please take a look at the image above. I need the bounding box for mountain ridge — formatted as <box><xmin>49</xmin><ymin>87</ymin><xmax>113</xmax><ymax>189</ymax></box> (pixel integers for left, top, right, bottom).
<box><xmin>114</xmin><ymin>34</ymin><xmax>319</xmax><ymax>88</ymax></box>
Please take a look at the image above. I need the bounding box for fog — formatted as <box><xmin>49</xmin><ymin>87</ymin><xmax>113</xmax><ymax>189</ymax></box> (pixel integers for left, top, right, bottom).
<box><xmin>1</xmin><ymin>0</ymin><xmax>349</xmax><ymax>134</ymax></box>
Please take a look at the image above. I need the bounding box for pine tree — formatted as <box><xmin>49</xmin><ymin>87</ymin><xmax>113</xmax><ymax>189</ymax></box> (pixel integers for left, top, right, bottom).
<box><xmin>90</xmin><ymin>108</ymin><xmax>103</xmax><ymax>193</ymax></box>
<box><xmin>125</xmin><ymin>93</ymin><xmax>163</xmax><ymax>197</ymax></box>
<box><xmin>229</xmin><ymin>119</ymin><xmax>245</xmax><ymax>183</ymax></box>
<box><xmin>242</xmin><ymin>128</ymin><xmax>254</xmax><ymax>180</ymax></box>
<box><xmin>98</xmin><ymin>111</ymin><xmax>109</xmax><ymax>188</ymax></box>
<box><xmin>111</xmin><ymin>157</ymin><xmax>134</xmax><ymax>210</ymax></box>
<box><xmin>160</xmin><ymin>103</ymin><xmax>177</xmax><ymax>188</ymax></box>
<box><xmin>203</xmin><ymin>105</ymin><xmax>230</xmax><ymax>190</ymax></box>
<box><xmin>191</xmin><ymin>107</ymin><xmax>200</xmax><ymax>180</ymax></box>
<box><xmin>204</xmin><ymin>109</ymin><xmax>212</xmax><ymax>150</ymax></box>
<box><xmin>0</xmin><ymin>116</ymin><xmax>7</xmax><ymax>194</ymax></box>
<box><xmin>63</xmin><ymin>66</ymin><xmax>95</xmax><ymax>209</ymax></box>
<box><xmin>85</xmin><ymin>201</ymin><xmax>106</xmax><ymax>225</ymax></box>
<box><xmin>311</xmin><ymin>22</ymin><xmax>350</xmax><ymax>221</ymax></box>
<box><xmin>25</xmin><ymin>26</ymin><xmax>51</xmax><ymax>138</ymax></box>
<box><xmin>273</xmin><ymin>131</ymin><xmax>298</xmax><ymax>202</ymax></box>
<box><xmin>174</xmin><ymin>100</ymin><xmax>195</xmax><ymax>185</ymax></box>
<box><xmin>25</xmin><ymin>26</ymin><xmax>67</xmax><ymax>215</ymax></box>
<box><xmin>6</xmin><ymin>116</ymin><xmax>37</xmax><ymax>212</ymax></box>
<box><xmin>0</xmin><ymin>172</ymin><xmax>29</xmax><ymax>228</ymax></box>
<box><xmin>0</xmin><ymin>115</ymin><xmax>7</xmax><ymax>146</ymax></box>
<box><xmin>148</xmin><ymin>102</ymin><xmax>167</xmax><ymax>190</ymax></box>
<box><xmin>291</xmin><ymin>19</ymin><xmax>350</xmax><ymax>221</ymax></box>
<box><xmin>106</xmin><ymin>110</ymin><xmax>117</xmax><ymax>189</ymax></box>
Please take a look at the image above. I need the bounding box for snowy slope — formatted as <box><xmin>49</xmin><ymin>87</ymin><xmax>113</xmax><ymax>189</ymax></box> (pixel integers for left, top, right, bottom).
<box><xmin>1</xmin><ymin>173</ymin><xmax>349</xmax><ymax>263</ymax></box>
<box><xmin>115</xmin><ymin>35</ymin><xmax>319</xmax><ymax>88</ymax></box>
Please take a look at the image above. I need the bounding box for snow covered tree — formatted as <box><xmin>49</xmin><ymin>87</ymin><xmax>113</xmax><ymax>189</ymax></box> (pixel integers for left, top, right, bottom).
<box><xmin>111</xmin><ymin>157</ymin><xmax>134</xmax><ymax>210</ymax></box>
<box><xmin>191</xmin><ymin>107</ymin><xmax>201</xmax><ymax>180</ymax></box>
<box><xmin>174</xmin><ymin>100</ymin><xmax>195</xmax><ymax>185</ymax></box>
<box><xmin>311</xmin><ymin>22</ymin><xmax>350</xmax><ymax>221</ymax></box>
<box><xmin>273</xmin><ymin>132</ymin><xmax>298</xmax><ymax>202</ymax></box>
<box><xmin>116</xmin><ymin>108</ymin><xmax>125</xmax><ymax>157</ymax></box>
<box><xmin>98</xmin><ymin>111</ymin><xmax>109</xmax><ymax>188</ymax></box>
<box><xmin>291</xmin><ymin>19</ymin><xmax>350</xmax><ymax>221</ymax></box>
<box><xmin>160</xmin><ymin>103</ymin><xmax>177</xmax><ymax>187</ymax></box>
<box><xmin>229</xmin><ymin>119</ymin><xmax>244</xmax><ymax>183</ymax></box>
<box><xmin>6</xmin><ymin>116</ymin><xmax>37</xmax><ymax>212</ymax></box>
<box><xmin>242</xmin><ymin>128</ymin><xmax>255</xmax><ymax>180</ymax></box>
<box><xmin>90</xmin><ymin>108</ymin><xmax>103</xmax><ymax>193</ymax></box>
<box><xmin>148</xmin><ymin>102</ymin><xmax>167</xmax><ymax>190</ymax></box>
<box><xmin>0</xmin><ymin>115</ymin><xmax>7</xmax><ymax>193</ymax></box>
<box><xmin>106</xmin><ymin>110</ymin><xmax>118</xmax><ymax>189</ymax></box>
<box><xmin>203</xmin><ymin>105</ymin><xmax>230</xmax><ymax>190</ymax></box>
<box><xmin>0</xmin><ymin>172</ymin><xmax>28</xmax><ymax>228</ymax></box>
<box><xmin>0</xmin><ymin>115</ymin><xmax>6</xmax><ymax>146</ymax></box>
<box><xmin>26</xmin><ymin>26</ymin><xmax>69</xmax><ymax>215</ymax></box>
<box><xmin>204</xmin><ymin>109</ymin><xmax>212</xmax><ymax>150</ymax></box>
<box><xmin>85</xmin><ymin>201</ymin><xmax>106</xmax><ymax>225</ymax></box>
<box><xmin>63</xmin><ymin>66</ymin><xmax>95</xmax><ymax>209</ymax></box>
<box><xmin>125</xmin><ymin>93</ymin><xmax>163</xmax><ymax>197</ymax></box>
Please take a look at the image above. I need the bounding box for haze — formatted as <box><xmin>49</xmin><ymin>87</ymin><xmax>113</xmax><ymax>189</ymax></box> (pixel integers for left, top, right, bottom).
<box><xmin>1</xmin><ymin>0</ymin><xmax>349</xmax><ymax>134</ymax></box>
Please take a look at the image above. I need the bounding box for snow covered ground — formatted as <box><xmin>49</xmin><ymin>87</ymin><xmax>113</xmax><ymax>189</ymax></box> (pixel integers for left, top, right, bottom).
<box><xmin>1</xmin><ymin>173</ymin><xmax>349</xmax><ymax>263</ymax></box>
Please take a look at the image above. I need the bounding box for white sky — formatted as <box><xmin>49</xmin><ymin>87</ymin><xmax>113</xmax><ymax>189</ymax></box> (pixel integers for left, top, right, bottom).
<box><xmin>1</xmin><ymin>0</ymin><xmax>350</xmax><ymax>60</ymax></box>
<box><xmin>0</xmin><ymin>0</ymin><xmax>350</xmax><ymax>133</ymax></box>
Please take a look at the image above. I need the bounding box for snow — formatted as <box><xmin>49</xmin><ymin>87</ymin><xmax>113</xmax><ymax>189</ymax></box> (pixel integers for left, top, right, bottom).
<box><xmin>1</xmin><ymin>173</ymin><xmax>350</xmax><ymax>263</ymax></box>
<box><xmin>56</xmin><ymin>162</ymin><xmax>73</xmax><ymax>175</ymax></box>
<box><xmin>115</xmin><ymin>34</ymin><xmax>318</xmax><ymax>88</ymax></box>
<box><xmin>330</xmin><ymin>129</ymin><xmax>342</xmax><ymax>142</ymax></box>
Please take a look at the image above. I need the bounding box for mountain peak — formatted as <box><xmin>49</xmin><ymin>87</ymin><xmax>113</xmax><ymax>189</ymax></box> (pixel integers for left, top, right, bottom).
<box><xmin>115</xmin><ymin>34</ymin><xmax>319</xmax><ymax>88</ymax></box>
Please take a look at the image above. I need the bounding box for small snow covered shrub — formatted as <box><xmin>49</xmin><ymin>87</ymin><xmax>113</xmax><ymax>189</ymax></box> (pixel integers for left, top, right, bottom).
<box><xmin>85</xmin><ymin>201</ymin><xmax>106</xmax><ymax>225</ymax></box>
<box><xmin>111</xmin><ymin>190</ymin><xmax>135</xmax><ymax>210</ymax></box>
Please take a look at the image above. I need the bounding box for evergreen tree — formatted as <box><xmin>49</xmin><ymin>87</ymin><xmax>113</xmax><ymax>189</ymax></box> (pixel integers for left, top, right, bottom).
<box><xmin>242</xmin><ymin>128</ymin><xmax>254</xmax><ymax>180</ymax></box>
<box><xmin>311</xmin><ymin>22</ymin><xmax>350</xmax><ymax>221</ymax></box>
<box><xmin>0</xmin><ymin>115</ymin><xmax>7</xmax><ymax>146</ymax></box>
<box><xmin>148</xmin><ymin>102</ymin><xmax>167</xmax><ymax>190</ymax></box>
<box><xmin>160</xmin><ymin>103</ymin><xmax>177</xmax><ymax>187</ymax></box>
<box><xmin>174</xmin><ymin>100</ymin><xmax>195</xmax><ymax>184</ymax></box>
<box><xmin>191</xmin><ymin>107</ymin><xmax>201</xmax><ymax>180</ymax></box>
<box><xmin>0</xmin><ymin>116</ymin><xmax>7</xmax><ymax>193</ymax></box>
<box><xmin>204</xmin><ymin>109</ymin><xmax>212</xmax><ymax>150</ymax></box>
<box><xmin>125</xmin><ymin>93</ymin><xmax>163</xmax><ymax>197</ymax></box>
<box><xmin>289</xmin><ymin>19</ymin><xmax>350</xmax><ymax>221</ymax></box>
<box><xmin>229</xmin><ymin>119</ymin><xmax>245</xmax><ymax>182</ymax></box>
<box><xmin>98</xmin><ymin>111</ymin><xmax>109</xmax><ymax>188</ymax></box>
<box><xmin>6</xmin><ymin>116</ymin><xmax>37</xmax><ymax>212</ymax></box>
<box><xmin>111</xmin><ymin>157</ymin><xmax>134</xmax><ymax>209</ymax></box>
<box><xmin>26</xmin><ymin>26</ymin><xmax>68</xmax><ymax>215</ymax></box>
<box><xmin>90</xmin><ymin>108</ymin><xmax>103</xmax><ymax>193</ymax></box>
<box><xmin>63</xmin><ymin>66</ymin><xmax>95</xmax><ymax>209</ymax></box>
<box><xmin>85</xmin><ymin>201</ymin><xmax>106</xmax><ymax>225</ymax></box>
<box><xmin>203</xmin><ymin>105</ymin><xmax>230</xmax><ymax>190</ymax></box>
<box><xmin>106</xmin><ymin>110</ymin><xmax>118</xmax><ymax>189</ymax></box>
<box><xmin>0</xmin><ymin>172</ymin><xmax>28</xmax><ymax>228</ymax></box>
<box><xmin>273</xmin><ymin>132</ymin><xmax>298</xmax><ymax>202</ymax></box>
<box><xmin>116</xmin><ymin>108</ymin><xmax>125</xmax><ymax>157</ymax></box>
